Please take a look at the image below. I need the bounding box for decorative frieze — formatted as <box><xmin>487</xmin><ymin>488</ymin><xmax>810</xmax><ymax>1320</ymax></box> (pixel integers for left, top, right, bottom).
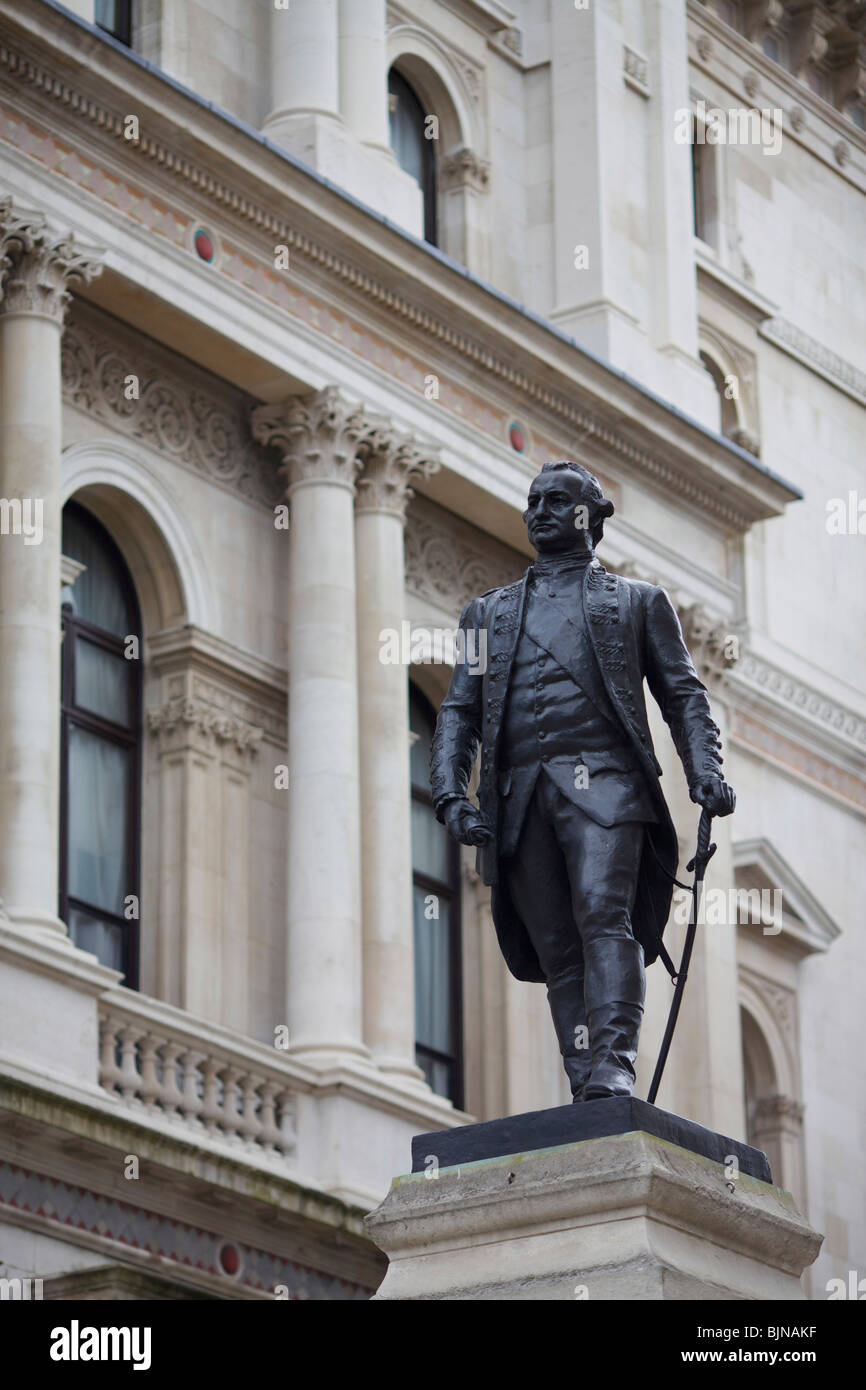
<box><xmin>404</xmin><ymin>496</ymin><xmax>525</xmax><ymax>616</ymax></box>
<box><xmin>61</xmin><ymin>304</ymin><xmax>280</xmax><ymax>506</ymax></box>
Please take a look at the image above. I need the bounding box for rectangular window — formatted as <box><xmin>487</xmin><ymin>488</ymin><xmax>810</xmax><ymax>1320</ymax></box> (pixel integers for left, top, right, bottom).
<box><xmin>95</xmin><ymin>0</ymin><xmax>133</xmax><ymax>47</ymax></box>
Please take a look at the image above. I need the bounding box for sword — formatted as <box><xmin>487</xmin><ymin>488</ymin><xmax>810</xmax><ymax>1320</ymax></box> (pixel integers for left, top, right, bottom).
<box><xmin>647</xmin><ymin>807</ymin><xmax>715</xmax><ymax>1107</ymax></box>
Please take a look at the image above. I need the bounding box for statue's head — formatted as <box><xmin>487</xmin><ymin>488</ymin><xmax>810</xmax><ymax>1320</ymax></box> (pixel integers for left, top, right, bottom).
<box><xmin>523</xmin><ymin>460</ymin><xmax>615</xmax><ymax>556</ymax></box>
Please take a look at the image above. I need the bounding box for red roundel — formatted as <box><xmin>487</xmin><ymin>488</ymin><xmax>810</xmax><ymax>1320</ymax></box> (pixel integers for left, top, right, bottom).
<box><xmin>219</xmin><ymin>1243</ymin><xmax>240</xmax><ymax>1275</ymax></box>
<box><xmin>509</xmin><ymin>423</ymin><xmax>526</xmax><ymax>453</ymax></box>
<box><xmin>194</xmin><ymin>229</ymin><xmax>215</xmax><ymax>263</ymax></box>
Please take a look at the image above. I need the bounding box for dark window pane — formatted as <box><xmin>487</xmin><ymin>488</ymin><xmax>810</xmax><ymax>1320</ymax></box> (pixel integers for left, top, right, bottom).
<box><xmin>68</xmin><ymin>906</ymin><xmax>124</xmax><ymax>973</ymax></box>
<box><xmin>95</xmin><ymin>0</ymin><xmax>132</xmax><ymax>45</ymax></box>
<box><xmin>75</xmin><ymin>638</ymin><xmax>132</xmax><ymax>726</ymax></box>
<box><xmin>417</xmin><ymin>1051</ymin><xmax>452</xmax><ymax>1099</ymax></box>
<box><xmin>413</xmin><ymin>885</ymin><xmax>452</xmax><ymax>1054</ymax></box>
<box><xmin>62</xmin><ymin>506</ymin><xmax>133</xmax><ymax>637</ymax></box>
<box><xmin>388</xmin><ymin>69</ymin><xmax>437</xmax><ymax>245</ymax></box>
<box><xmin>67</xmin><ymin>726</ymin><xmax>129</xmax><ymax>915</ymax></box>
<box><xmin>411</xmin><ymin>798</ymin><xmax>449</xmax><ymax>883</ymax></box>
<box><xmin>409</xmin><ymin>685</ymin><xmax>434</xmax><ymax>787</ymax></box>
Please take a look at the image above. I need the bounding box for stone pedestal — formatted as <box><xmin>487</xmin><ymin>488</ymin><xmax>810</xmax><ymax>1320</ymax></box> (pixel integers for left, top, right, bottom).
<box><xmin>365</xmin><ymin>1103</ymin><xmax>822</xmax><ymax>1300</ymax></box>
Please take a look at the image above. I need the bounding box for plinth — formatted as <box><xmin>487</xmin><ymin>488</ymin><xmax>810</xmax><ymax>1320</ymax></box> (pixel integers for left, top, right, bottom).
<box><xmin>364</xmin><ymin>1100</ymin><xmax>822</xmax><ymax>1300</ymax></box>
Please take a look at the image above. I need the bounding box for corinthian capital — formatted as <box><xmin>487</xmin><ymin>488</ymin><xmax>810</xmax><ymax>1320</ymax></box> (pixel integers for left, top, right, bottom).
<box><xmin>356</xmin><ymin>420</ymin><xmax>440</xmax><ymax>520</ymax></box>
<box><xmin>0</xmin><ymin>198</ymin><xmax>104</xmax><ymax>324</ymax></box>
<box><xmin>251</xmin><ymin>385</ymin><xmax>370</xmax><ymax>494</ymax></box>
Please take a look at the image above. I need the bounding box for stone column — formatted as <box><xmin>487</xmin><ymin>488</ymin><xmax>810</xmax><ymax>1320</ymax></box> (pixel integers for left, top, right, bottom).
<box><xmin>354</xmin><ymin>424</ymin><xmax>437</xmax><ymax>1081</ymax></box>
<box><xmin>253</xmin><ymin>387</ymin><xmax>369</xmax><ymax>1065</ymax></box>
<box><xmin>263</xmin><ymin>0</ymin><xmax>341</xmax><ymax>148</ymax></box>
<box><xmin>665</xmin><ymin>608</ymin><xmax>744</xmax><ymax>1138</ymax></box>
<box><xmin>339</xmin><ymin>0</ymin><xmax>390</xmax><ymax>150</ymax></box>
<box><xmin>0</xmin><ymin>200</ymin><xmax>102</xmax><ymax>939</ymax></box>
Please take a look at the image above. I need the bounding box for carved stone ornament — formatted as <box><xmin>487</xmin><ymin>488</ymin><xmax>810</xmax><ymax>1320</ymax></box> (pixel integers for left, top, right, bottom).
<box><xmin>678</xmin><ymin>603</ymin><xmax>742</xmax><ymax>683</ymax></box>
<box><xmin>147</xmin><ymin>695</ymin><xmax>263</xmax><ymax>758</ymax></box>
<box><xmin>251</xmin><ymin>386</ymin><xmax>370</xmax><ymax>493</ymax></box>
<box><xmin>62</xmin><ymin>305</ymin><xmax>280</xmax><ymax>507</ymax></box>
<box><xmin>438</xmin><ymin>148</ymin><xmax>491</xmax><ymax>194</ymax></box>
<box><xmin>356</xmin><ymin>421</ymin><xmax>440</xmax><ymax>520</ymax></box>
<box><xmin>0</xmin><ymin>196</ymin><xmax>103</xmax><ymax>324</ymax></box>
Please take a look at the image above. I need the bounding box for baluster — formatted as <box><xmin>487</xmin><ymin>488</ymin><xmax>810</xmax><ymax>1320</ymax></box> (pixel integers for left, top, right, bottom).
<box><xmin>238</xmin><ymin>1073</ymin><xmax>263</xmax><ymax>1146</ymax></box>
<box><xmin>221</xmin><ymin>1066</ymin><xmax>242</xmax><ymax>1142</ymax></box>
<box><xmin>259</xmin><ymin>1081</ymin><xmax>281</xmax><ymax>1152</ymax></box>
<box><xmin>179</xmin><ymin>1049</ymin><xmax>205</xmax><ymax>1128</ymax></box>
<box><xmin>118</xmin><ymin>1024</ymin><xmax>142</xmax><ymax>1103</ymax></box>
<box><xmin>98</xmin><ymin>1015</ymin><xmax>123</xmax><ymax>1092</ymax></box>
<box><xmin>160</xmin><ymin>1041</ymin><xmax>184</xmax><ymax>1116</ymax></box>
<box><xmin>138</xmin><ymin>1033</ymin><xmax>162</xmax><ymax>1108</ymax></box>
<box><xmin>275</xmin><ymin>1091</ymin><xmax>297</xmax><ymax>1158</ymax></box>
<box><xmin>200</xmin><ymin>1058</ymin><xmax>222</xmax><ymax>1134</ymax></box>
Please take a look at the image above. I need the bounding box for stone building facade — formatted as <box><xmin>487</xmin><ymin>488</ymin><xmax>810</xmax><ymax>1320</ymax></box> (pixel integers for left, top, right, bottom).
<box><xmin>0</xmin><ymin>0</ymin><xmax>862</xmax><ymax>1299</ymax></box>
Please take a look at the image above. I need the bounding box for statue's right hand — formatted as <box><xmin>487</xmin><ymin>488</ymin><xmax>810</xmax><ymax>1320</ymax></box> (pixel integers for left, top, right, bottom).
<box><xmin>443</xmin><ymin>798</ymin><xmax>493</xmax><ymax>847</ymax></box>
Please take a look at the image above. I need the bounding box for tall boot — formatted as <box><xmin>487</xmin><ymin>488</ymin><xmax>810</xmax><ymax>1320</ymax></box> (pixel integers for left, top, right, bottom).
<box><xmin>583</xmin><ymin>937</ymin><xmax>645</xmax><ymax>1100</ymax></box>
<box><xmin>546</xmin><ymin>971</ymin><xmax>592</xmax><ymax>1102</ymax></box>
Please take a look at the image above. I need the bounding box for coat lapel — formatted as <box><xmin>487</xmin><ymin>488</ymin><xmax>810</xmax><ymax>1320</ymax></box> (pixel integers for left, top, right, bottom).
<box><xmin>583</xmin><ymin>561</ymin><xmax>647</xmax><ymax>749</ymax></box>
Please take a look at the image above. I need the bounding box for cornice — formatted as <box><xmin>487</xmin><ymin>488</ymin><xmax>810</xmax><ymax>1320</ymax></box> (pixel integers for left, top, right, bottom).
<box><xmin>0</xmin><ymin>3</ymin><xmax>800</xmax><ymax>535</ymax></box>
<box><xmin>688</xmin><ymin>0</ymin><xmax>866</xmax><ymax>188</ymax></box>
<box><xmin>728</xmin><ymin>649</ymin><xmax>866</xmax><ymax>758</ymax></box>
<box><xmin>759</xmin><ymin>316</ymin><xmax>866</xmax><ymax>407</ymax></box>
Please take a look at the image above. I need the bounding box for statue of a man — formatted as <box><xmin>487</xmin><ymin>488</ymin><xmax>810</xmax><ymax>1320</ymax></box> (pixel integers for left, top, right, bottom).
<box><xmin>430</xmin><ymin>461</ymin><xmax>734</xmax><ymax>1101</ymax></box>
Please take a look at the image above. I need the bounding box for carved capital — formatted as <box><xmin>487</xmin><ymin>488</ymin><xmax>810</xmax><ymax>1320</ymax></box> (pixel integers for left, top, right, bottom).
<box><xmin>251</xmin><ymin>386</ymin><xmax>369</xmax><ymax>494</ymax></box>
<box><xmin>678</xmin><ymin>604</ymin><xmax>742</xmax><ymax>684</ymax></box>
<box><xmin>148</xmin><ymin>696</ymin><xmax>263</xmax><ymax>759</ymax></box>
<box><xmin>356</xmin><ymin>422</ymin><xmax>440</xmax><ymax>521</ymax></box>
<box><xmin>754</xmin><ymin>1093</ymin><xmax>805</xmax><ymax>1131</ymax></box>
<box><xmin>438</xmin><ymin>147</ymin><xmax>491</xmax><ymax>194</ymax></box>
<box><xmin>0</xmin><ymin>199</ymin><xmax>103</xmax><ymax>324</ymax></box>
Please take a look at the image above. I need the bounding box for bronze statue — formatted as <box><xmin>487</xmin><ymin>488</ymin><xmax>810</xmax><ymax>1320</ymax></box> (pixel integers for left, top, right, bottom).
<box><xmin>430</xmin><ymin>461</ymin><xmax>735</xmax><ymax>1101</ymax></box>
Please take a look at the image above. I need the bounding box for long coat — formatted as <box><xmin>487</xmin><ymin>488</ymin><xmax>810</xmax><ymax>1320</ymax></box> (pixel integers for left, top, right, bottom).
<box><xmin>430</xmin><ymin>560</ymin><xmax>724</xmax><ymax>983</ymax></box>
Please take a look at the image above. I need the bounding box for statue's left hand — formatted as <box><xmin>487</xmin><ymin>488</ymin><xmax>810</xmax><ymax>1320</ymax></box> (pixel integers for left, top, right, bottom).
<box><xmin>690</xmin><ymin>775</ymin><xmax>735</xmax><ymax>817</ymax></box>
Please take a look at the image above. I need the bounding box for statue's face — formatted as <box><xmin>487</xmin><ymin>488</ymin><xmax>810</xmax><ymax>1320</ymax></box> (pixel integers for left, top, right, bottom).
<box><xmin>523</xmin><ymin>470</ymin><xmax>593</xmax><ymax>554</ymax></box>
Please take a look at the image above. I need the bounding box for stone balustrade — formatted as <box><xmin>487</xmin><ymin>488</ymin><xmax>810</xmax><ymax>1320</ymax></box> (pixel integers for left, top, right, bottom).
<box><xmin>98</xmin><ymin>989</ymin><xmax>298</xmax><ymax>1160</ymax></box>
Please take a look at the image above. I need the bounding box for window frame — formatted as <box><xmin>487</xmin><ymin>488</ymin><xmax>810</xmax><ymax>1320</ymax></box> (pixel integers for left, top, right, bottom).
<box><xmin>388</xmin><ymin>67</ymin><xmax>438</xmax><ymax>247</ymax></box>
<box><xmin>409</xmin><ymin>684</ymin><xmax>463</xmax><ymax>1108</ymax></box>
<box><xmin>59</xmin><ymin>502</ymin><xmax>143</xmax><ymax>987</ymax></box>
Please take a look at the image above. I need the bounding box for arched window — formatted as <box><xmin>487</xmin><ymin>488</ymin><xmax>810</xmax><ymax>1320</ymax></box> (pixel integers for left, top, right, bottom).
<box><xmin>409</xmin><ymin>683</ymin><xmax>462</xmax><ymax>1103</ymax></box>
<box><xmin>388</xmin><ymin>68</ymin><xmax>437</xmax><ymax>246</ymax></box>
<box><xmin>60</xmin><ymin>502</ymin><xmax>142</xmax><ymax>985</ymax></box>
